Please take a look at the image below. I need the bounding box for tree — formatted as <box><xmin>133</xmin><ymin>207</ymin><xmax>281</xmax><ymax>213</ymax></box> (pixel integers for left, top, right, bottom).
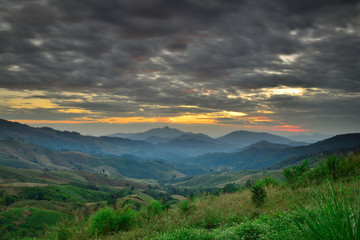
<box><xmin>250</xmin><ymin>182</ymin><xmax>267</xmax><ymax>207</ymax></box>
<box><xmin>0</xmin><ymin>194</ymin><xmax>17</xmax><ymax>206</ymax></box>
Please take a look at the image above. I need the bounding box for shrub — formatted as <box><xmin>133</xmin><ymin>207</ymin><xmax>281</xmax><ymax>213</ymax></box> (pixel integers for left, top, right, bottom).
<box><xmin>42</xmin><ymin>209</ymin><xmax>89</xmax><ymax>240</ymax></box>
<box><xmin>201</xmin><ymin>208</ymin><xmax>223</xmax><ymax>229</ymax></box>
<box><xmin>147</xmin><ymin>201</ymin><xmax>165</xmax><ymax>217</ymax></box>
<box><xmin>156</xmin><ymin>228</ymin><xmax>212</xmax><ymax>240</ymax></box>
<box><xmin>326</xmin><ymin>156</ymin><xmax>342</xmax><ymax>179</ymax></box>
<box><xmin>0</xmin><ymin>194</ymin><xmax>17</xmax><ymax>206</ymax></box>
<box><xmin>318</xmin><ymin>154</ymin><xmax>358</xmax><ymax>180</ymax></box>
<box><xmin>250</xmin><ymin>182</ymin><xmax>267</xmax><ymax>207</ymax></box>
<box><xmin>234</xmin><ymin>221</ymin><xmax>264</xmax><ymax>240</ymax></box>
<box><xmin>283</xmin><ymin>159</ymin><xmax>309</xmax><ymax>187</ymax></box>
<box><xmin>18</xmin><ymin>187</ymin><xmax>67</xmax><ymax>202</ymax></box>
<box><xmin>259</xmin><ymin>177</ymin><xmax>279</xmax><ymax>187</ymax></box>
<box><xmin>88</xmin><ymin>207</ymin><xmax>135</xmax><ymax>235</ymax></box>
<box><xmin>179</xmin><ymin>199</ymin><xmax>195</xmax><ymax>214</ymax></box>
<box><xmin>221</xmin><ymin>183</ymin><xmax>238</xmax><ymax>193</ymax></box>
<box><xmin>292</xmin><ymin>181</ymin><xmax>360</xmax><ymax>240</ymax></box>
<box><xmin>305</xmin><ymin>153</ymin><xmax>360</xmax><ymax>183</ymax></box>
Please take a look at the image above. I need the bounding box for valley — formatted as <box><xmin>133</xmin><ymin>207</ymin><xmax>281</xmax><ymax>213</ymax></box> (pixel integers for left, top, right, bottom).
<box><xmin>0</xmin><ymin>119</ymin><xmax>359</xmax><ymax>239</ymax></box>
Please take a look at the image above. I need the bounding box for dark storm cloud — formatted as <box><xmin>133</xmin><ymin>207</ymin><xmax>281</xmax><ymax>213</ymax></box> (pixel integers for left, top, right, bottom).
<box><xmin>0</xmin><ymin>106</ymin><xmax>86</xmax><ymax>121</ymax></box>
<box><xmin>57</xmin><ymin>101</ymin><xmax>138</xmax><ymax>115</ymax></box>
<box><xmin>0</xmin><ymin>0</ymin><xmax>359</xmax><ymax>126</ymax></box>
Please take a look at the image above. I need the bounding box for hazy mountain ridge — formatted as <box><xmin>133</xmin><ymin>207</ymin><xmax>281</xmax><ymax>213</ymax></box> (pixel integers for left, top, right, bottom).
<box><xmin>0</xmin><ymin>119</ymin><xmax>153</xmax><ymax>157</ymax></box>
<box><xmin>187</xmin><ymin>134</ymin><xmax>360</xmax><ymax>170</ymax></box>
<box><xmin>217</xmin><ymin>130</ymin><xmax>295</xmax><ymax>146</ymax></box>
<box><xmin>0</xmin><ymin>139</ymin><xmax>186</xmax><ymax>180</ymax></box>
<box><xmin>108</xmin><ymin>126</ymin><xmax>185</xmax><ymax>140</ymax></box>
<box><xmin>109</xmin><ymin>127</ymin><xmax>305</xmax><ymax>147</ymax></box>
<box><xmin>1</xmin><ymin>119</ymin><xmax>304</xmax><ymax>159</ymax></box>
<box><xmin>270</xmin><ymin>133</ymin><xmax>360</xmax><ymax>169</ymax></box>
<box><xmin>107</xmin><ymin>125</ymin><xmax>306</xmax><ymax>158</ymax></box>
<box><xmin>287</xmin><ymin>133</ymin><xmax>333</xmax><ymax>143</ymax></box>
<box><xmin>1</xmin><ymin>119</ymin><xmax>358</xmax><ymax>173</ymax></box>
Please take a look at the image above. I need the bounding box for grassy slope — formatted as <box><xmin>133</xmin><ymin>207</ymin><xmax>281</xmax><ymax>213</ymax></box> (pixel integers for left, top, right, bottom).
<box><xmin>41</xmin><ymin>178</ymin><xmax>359</xmax><ymax>240</ymax></box>
<box><xmin>39</xmin><ymin>152</ymin><xmax>360</xmax><ymax>240</ymax></box>
<box><xmin>0</xmin><ymin>207</ymin><xmax>69</xmax><ymax>239</ymax></box>
<box><xmin>0</xmin><ymin>140</ymin><xmax>186</xmax><ymax>180</ymax></box>
<box><xmin>0</xmin><ymin>166</ymin><xmax>148</xmax><ymax>189</ymax></box>
<box><xmin>174</xmin><ymin>169</ymin><xmax>283</xmax><ymax>189</ymax></box>
<box><xmin>0</xmin><ymin>166</ymin><xmax>156</xmax><ymax>239</ymax></box>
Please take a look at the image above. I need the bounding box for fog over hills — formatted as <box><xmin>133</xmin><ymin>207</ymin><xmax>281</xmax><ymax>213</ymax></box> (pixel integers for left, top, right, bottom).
<box><xmin>0</xmin><ymin>119</ymin><xmax>153</xmax><ymax>157</ymax></box>
<box><xmin>0</xmin><ymin>119</ymin><xmax>359</xmax><ymax>174</ymax></box>
<box><xmin>217</xmin><ymin>130</ymin><xmax>306</xmax><ymax>147</ymax></box>
<box><xmin>287</xmin><ymin>133</ymin><xmax>334</xmax><ymax>143</ymax></box>
<box><xmin>0</xmin><ymin>139</ymin><xmax>187</xmax><ymax>180</ymax></box>
<box><xmin>108</xmin><ymin>126</ymin><xmax>185</xmax><ymax>140</ymax></box>
<box><xmin>188</xmin><ymin>133</ymin><xmax>360</xmax><ymax>171</ymax></box>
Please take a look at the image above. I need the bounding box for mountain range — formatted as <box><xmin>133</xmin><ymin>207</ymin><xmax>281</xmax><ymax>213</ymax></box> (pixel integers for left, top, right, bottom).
<box><xmin>0</xmin><ymin>119</ymin><xmax>358</xmax><ymax>176</ymax></box>
<box><xmin>186</xmin><ymin>133</ymin><xmax>360</xmax><ymax>170</ymax></box>
<box><xmin>108</xmin><ymin>126</ymin><xmax>308</xmax><ymax>158</ymax></box>
<box><xmin>0</xmin><ymin>139</ymin><xmax>187</xmax><ymax>180</ymax></box>
<box><xmin>0</xmin><ymin>119</ymin><xmax>153</xmax><ymax>157</ymax></box>
<box><xmin>108</xmin><ymin>126</ymin><xmax>185</xmax><ymax>140</ymax></box>
<box><xmin>287</xmin><ymin>133</ymin><xmax>334</xmax><ymax>143</ymax></box>
<box><xmin>0</xmin><ymin>119</ymin><xmax>308</xmax><ymax>159</ymax></box>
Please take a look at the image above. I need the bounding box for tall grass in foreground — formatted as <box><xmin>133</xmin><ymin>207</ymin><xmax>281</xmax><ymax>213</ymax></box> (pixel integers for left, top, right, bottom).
<box><xmin>39</xmin><ymin>153</ymin><xmax>359</xmax><ymax>240</ymax></box>
<box><xmin>293</xmin><ymin>181</ymin><xmax>360</xmax><ymax>240</ymax></box>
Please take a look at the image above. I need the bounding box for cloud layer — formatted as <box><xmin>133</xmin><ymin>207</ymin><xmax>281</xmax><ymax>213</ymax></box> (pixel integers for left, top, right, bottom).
<box><xmin>0</xmin><ymin>0</ymin><xmax>359</xmax><ymax>134</ymax></box>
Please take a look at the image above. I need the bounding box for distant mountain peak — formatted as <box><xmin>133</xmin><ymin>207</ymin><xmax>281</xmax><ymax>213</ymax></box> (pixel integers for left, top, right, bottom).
<box><xmin>109</xmin><ymin>126</ymin><xmax>185</xmax><ymax>140</ymax></box>
<box><xmin>245</xmin><ymin>140</ymin><xmax>291</xmax><ymax>150</ymax></box>
<box><xmin>217</xmin><ymin>130</ymin><xmax>297</xmax><ymax>147</ymax></box>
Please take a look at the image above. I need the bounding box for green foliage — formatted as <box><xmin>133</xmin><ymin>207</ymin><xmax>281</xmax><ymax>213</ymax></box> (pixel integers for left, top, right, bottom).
<box><xmin>68</xmin><ymin>181</ymin><xmax>99</xmax><ymax>191</ymax></box>
<box><xmin>234</xmin><ymin>221</ymin><xmax>264</xmax><ymax>240</ymax></box>
<box><xmin>143</xmin><ymin>189</ymin><xmax>163</xmax><ymax>199</ymax></box>
<box><xmin>3</xmin><ymin>153</ymin><xmax>359</xmax><ymax>240</ymax></box>
<box><xmin>18</xmin><ymin>186</ymin><xmax>68</xmax><ymax>202</ymax></box>
<box><xmin>221</xmin><ymin>183</ymin><xmax>239</xmax><ymax>193</ymax></box>
<box><xmin>0</xmin><ymin>194</ymin><xmax>17</xmax><ymax>206</ymax></box>
<box><xmin>0</xmin><ymin>207</ymin><xmax>68</xmax><ymax>239</ymax></box>
<box><xmin>250</xmin><ymin>182</ymin><xmax>267</xmax><ymax>207</ymax></box>
<box><xmin>292</xmin><ymin>181</ymin><xmax>360</xmax><ymax>240</ymax></box>
<box><xmin>26</xmin><ymin>209</ymin><xmax>67</xmax><ymax>230</ymax></box>
<box><xmin>179</xmin><ymin>199</ymin><xmax>195</xmax><ymax>214</ymax></box>
<box><xmin>311</xmin><ymin>153</ymin><xmax>360</xmax><ymax>181</ymax></box>
<box><xmin>155</xmin><ymin>228</ymin><xmax>212</xmax><ymax>240</ymax></box>
<box><xmin>259</xmin><ymin>176</ymin><xmax>279</xmax><ymax>187</ymax></box>
<box><xmin>154</xmin><ymin>212</ymin><xmax>303</xmax><ymax>240</ymax></box>
<box><xmin>147</xmin><ymin>201</ymin><xmax>166</xmax><ymax>217</ymax></box>
<box><xmin>42</xmin><ymin>210</ymin><xmax>90</xmax><ymax>240</ymax></box>
<box><xmin>285</xmin><ymin>153</ymin><xmax>360</xmax><ymax>187</ymax></box>
<box><xmin>176</xmin><ymin>170</ymin><xmax>261</xmax><ymax>189</ymax></box>
<box><xmin>88</xmin><ymin>207</ymin><xmax>135</xmax><ymax>235</ymax></box>
<box><xmin>198</xmin><ymin>208</ymin><xmax>224</xmax><ymax>229</ymax></box>
<box><xmin>283</xmin><ymin>158</ymin><xmax>309</xmax><ymax>187</ymax></box>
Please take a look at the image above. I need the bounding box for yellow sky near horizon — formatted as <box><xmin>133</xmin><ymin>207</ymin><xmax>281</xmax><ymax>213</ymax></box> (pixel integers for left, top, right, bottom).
<box><xmin>1</xmin><ymin>87</ymin><xmax>312</xmax><ymax>133</ymax></box>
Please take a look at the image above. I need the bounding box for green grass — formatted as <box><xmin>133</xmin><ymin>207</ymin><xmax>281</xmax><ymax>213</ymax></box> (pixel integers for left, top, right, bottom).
<box><xmin>50</xmin><ymin>171</ymin><xmax>88</xmax><ymax>182</ymax></box>
<box><xmin>0</xmin><ymin>166</ymin><xmax>46</xmax><ymax>183</ymax></box>
<box><xmin>174</xmin><ymin>170</ymin><xmax>282</xmax><ymax>189</ymax></box>
<box><xmin>36</xmin><ymin>153</ymin><xmax>359</xmax><ymax>240</ymax></box>
<box><xmin>0</xmin><ymin>207</ymin><xmax>69</xmax><ymax>239</ymax></box>
<box><xmin>88</xmin><ymin>207</ymin><xmax>136</xmax><ymax>236</ymax></box>
<box><xmin>1</xmin><ymin>153</ymin><xmax>358</xmax><ymax>240</ymax></box>
<box><xmin>27</xmin><ymin>208</ymin><xmax>68</xmax><ymax>229</ymax></box>
<box><xmin>12</xmin><ymin>200</ymin><xmax>85</xmax><ymax>215</ymax></box>
<box><xmin>174</xmin><ymin>170</ymin><xmax>260</xmax><ymax>188</ymax></box>
<box><xmin>293</xmin><ymin>181</ymin><xmax>360</xmax><ymax>240</ymax></box>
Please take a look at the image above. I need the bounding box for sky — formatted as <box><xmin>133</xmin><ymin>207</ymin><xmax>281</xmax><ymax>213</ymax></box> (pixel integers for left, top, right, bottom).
<box><xmin>0</xmin><ymin>0</ymin><xmax>359</xmax><ymax>137</ymax></box>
